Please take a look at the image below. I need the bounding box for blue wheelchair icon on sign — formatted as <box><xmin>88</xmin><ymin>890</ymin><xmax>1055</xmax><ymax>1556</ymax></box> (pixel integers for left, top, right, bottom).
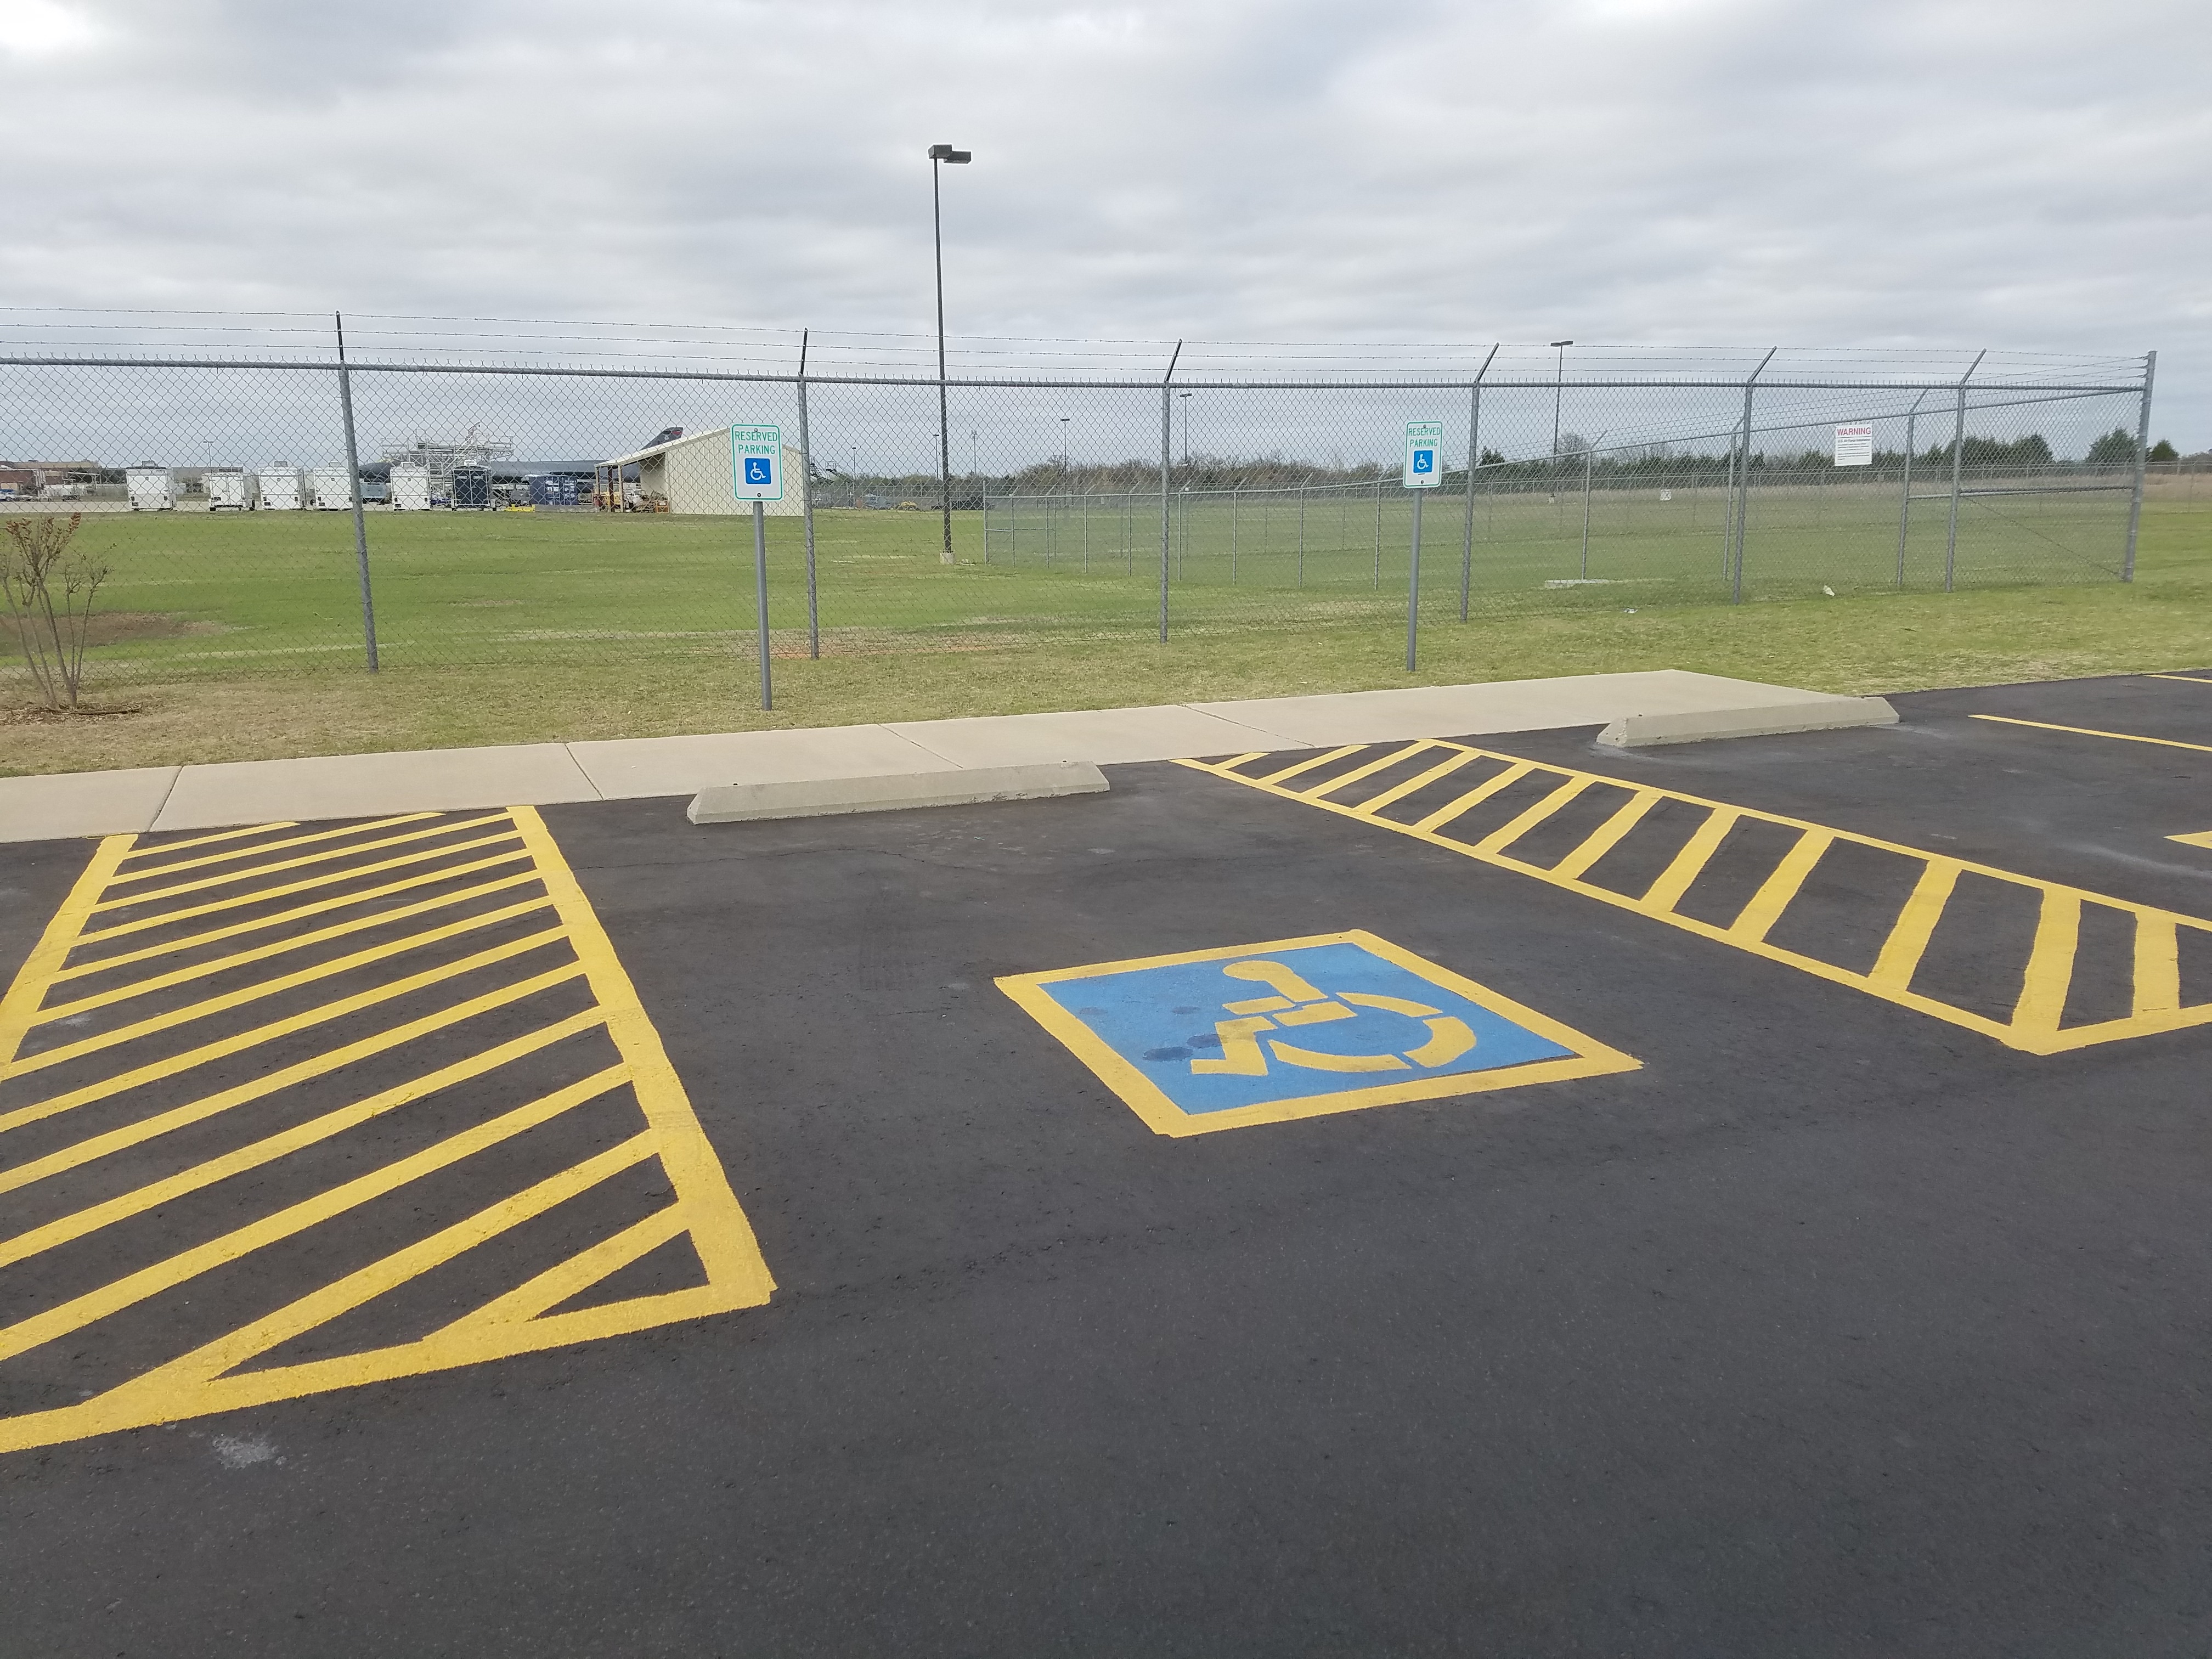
<box><xmin>743</xmin><ymin>456</ymin><xmax>774</xmax><ymax>486</ymax></box>
<box><xmin>1412</xmin><ymin>448</ymin><xmax>1435</xmax><ymax>474</ymax></box>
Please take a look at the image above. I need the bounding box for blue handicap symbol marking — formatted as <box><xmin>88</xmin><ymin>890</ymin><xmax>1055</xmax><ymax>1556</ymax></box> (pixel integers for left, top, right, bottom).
<box><xmin>1412</xmin><ymin>448</ymin><xmax>1435</xmax><ymax>473</ymax></box>
<box><xmin>743</xmin><ymin>456</ymin><xmax>774</xmax><ymax>485</ymax></box>
<box><xmin>1033</xmin><ymin>938</ymin><xmax>1572</xmax><ymax>1119</ymax></box>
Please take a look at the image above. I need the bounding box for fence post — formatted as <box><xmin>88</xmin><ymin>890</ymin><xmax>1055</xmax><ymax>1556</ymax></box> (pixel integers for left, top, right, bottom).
<box><xmin>797</xmin><ymin>330</ymin><xmax>819</xmax><ymax>659</ymax></box>
<box><xmin>1730</xmin><ymin>347</ymin><xmax>1778</xmax><ymax>604</ymax></box>
<box><xmin>1297</xmin><ymin>481</ymin><xmax>1306</xmax><ymax>588</ymax></box>
<box><xmin>332</xmin><ymin>313</ymin><xmax>379</xmax><ymax>672</ymax></box>
<box><xmin>1895</xmin><ymin>391</ymin><xmax>1925</xmax><ymax>589</ymax></box>
<box><xmin>1943</xmin><ymin>349</ymin><xmax>1985</xmax><ymax>593</ymax></box>
<box><xmin>2123</xmin><ymin>349</ymin><xmax>2157</xmax><ymax>583</ymax></box>
<box><xmin>1159</xmin><ymin>341</ymin><xmax>1180</xmax><ymax>642</ymax></box>
<box><xmin>1231</xmin><ymin>487</ymin><xmax>1238</xmax><ymax>583</ymax></box>
<box><xmin>1372</xmin><ymin>477</ymin><xmax>1383</xmax><ymax>588</ymax></box>
<box><xmin>1460</xmin><ymin>345</ymin><xmax>1497</xmax><ymax>623</ymax></box>
<box><xmin>1579</xmin><ymin>442</ymin><xmax>1594</xmax><ymax>578</ymax></box>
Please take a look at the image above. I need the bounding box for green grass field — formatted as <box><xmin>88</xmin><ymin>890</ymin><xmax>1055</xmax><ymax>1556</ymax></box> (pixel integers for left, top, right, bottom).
<box><xmin>2</xmin><ymin>483</ymin><xmax>2204</xmax><ymax>778</ymax></box>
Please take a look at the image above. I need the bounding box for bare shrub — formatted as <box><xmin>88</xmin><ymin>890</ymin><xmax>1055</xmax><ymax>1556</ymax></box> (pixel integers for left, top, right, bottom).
<box><xmin>1</xmin><ymin>514</ymin><xmax>111</xmax><ymax>710</ymax></box>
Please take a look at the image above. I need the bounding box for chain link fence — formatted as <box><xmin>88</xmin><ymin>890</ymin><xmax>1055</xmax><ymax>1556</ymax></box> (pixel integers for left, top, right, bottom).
<box><xmin>0</xmin><ymin>315</ymin><xmax>2158</xmax><ymax>699</ymax></box>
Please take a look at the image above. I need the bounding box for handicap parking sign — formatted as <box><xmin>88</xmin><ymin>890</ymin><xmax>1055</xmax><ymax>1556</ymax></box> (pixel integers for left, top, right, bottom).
<box><xmin>730</xmin><ymin>424</ymin><xmax>783</xmax><ymax>501</ymax></box>
<box><xmin>744</xmin><ymin>456</ymin><xmax>772</xmax><ymax>485</ymax></box>
<box><xmin>998</xmin><ymin>931</ymin><xmax>1638</xmax><ymax>1136</ymax></box>
<box><xmin>1412</xmin><ymin>448</ymin><xmax>1435</xmax><ymax>474</ymax></box>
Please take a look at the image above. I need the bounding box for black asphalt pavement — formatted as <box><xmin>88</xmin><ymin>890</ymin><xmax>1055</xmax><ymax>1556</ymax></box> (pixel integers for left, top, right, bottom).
<box><xmin>4</xmin><ymin>669</ymin><xmax>2211</xmax><ymax>1657</ymax></box>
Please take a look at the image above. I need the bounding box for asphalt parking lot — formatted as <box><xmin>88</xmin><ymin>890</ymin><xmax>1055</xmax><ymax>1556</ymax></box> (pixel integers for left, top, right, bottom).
<box><xmin>3</xmin><ymin>670</ymin><xmax>2210</xmax><ymax>1657</ymax></box>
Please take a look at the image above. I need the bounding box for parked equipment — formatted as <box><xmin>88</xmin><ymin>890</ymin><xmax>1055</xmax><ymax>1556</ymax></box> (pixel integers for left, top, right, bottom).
<box><xmin>388</xmin><ymin>465</ymin><xmax>431</xmax><ymax>511</ymax></box>
<box><xmin>528</xmin><ymin>473</ymin><xmax>580</xmax><ymax>507</ymax></box>
<box><xmin>309</xmin><ymin>465</ymin><xmax>353</xmax><ymax>511</ymax></box>
<box><xmin>126</xmin><ymin>467</ymin><xmax>176</xmax><ymax>511</ymax></box>
<box><xmin>450</xmin><ymin>465</ymin><xmax>491</xmax><ymax>509</ymax></box>
<box><xmin>256</xmin><ymin>466</ymin><xmax>304</xmax><ymax>510</ymax></box>
<box><xmin>205</xmin><ymin>469</ymin><xmax>250</xmax><ymax>511</ymax></box>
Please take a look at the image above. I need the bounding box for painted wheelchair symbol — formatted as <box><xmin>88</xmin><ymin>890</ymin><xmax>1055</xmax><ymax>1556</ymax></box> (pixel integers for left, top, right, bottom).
<box><xmin>1192</xmin><ymin>957</ymin><xmax>1476</xmax><ymax>1076</ymax></box>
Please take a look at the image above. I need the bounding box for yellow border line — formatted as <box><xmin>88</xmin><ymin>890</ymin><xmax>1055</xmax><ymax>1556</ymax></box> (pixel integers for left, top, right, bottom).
<box><xmin>2147</xmin><ymin>674</ymin><xmax>2212</xmax><ymax>686</ymax></box>
<box><xmin>0</xmin><ymin>836</ymin><xmax>133</xmax><ymax>1070</ymax></box>
<box><xmin>1970</xmin><ymin>714</ymin><xmax>2212</xmax><ymax>756</ymax></box>
<box><xmin>510</xmin><ymin>807</ymin><xmax>774</xmax><ymax>1301</ymax></box>
<box><xmin>997</xmin><ymin>928</ymin><xmax>1640</xmax><ymax>1138</ymax></box>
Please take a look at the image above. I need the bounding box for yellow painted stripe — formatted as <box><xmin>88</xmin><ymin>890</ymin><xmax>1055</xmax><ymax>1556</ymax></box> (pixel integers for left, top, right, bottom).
<box><xmin>58</xmin><ymin>851</ymin><xmax>538</xmax><ymax>978</ymax></box>
<box><xmin>0</xmin><ymin>1009</ymin><xmax>607</xmax><ymax>1260</ymax></box>
<box><xmin>1970</xmin><ymin>714</ymin><xmax>2212</xmax><ymax>757</ymax></box>
<box><xmin>2147</xmin><ymin>674</ymin><xmax>2212</xmax><ymax>686</ymax></box>
<box><xmin>438</xmin><ymin>1205</ymin><xmax>689</xmax><ymax>1335</ymax></box>
<box><xmin>0</xmin><ymin>836</ymin><xmax>134</xmax><ymax>1071</ymax></box>
<box><xmin>1469</xmin><ymin>776</ymin><xmax>1593</xmax><ymax>857</ymax></box>
<box><xmin>115</xmin><ymin>821</ymin><xmax>300</xmax><ymax>860</ymax></box>
<box><xmin>1729</xmin><ymin>830</ymin><xmax>1834</xmax><ymax>944</ymax></box>
<box><xmin>1867</xmin><ymin>859</ymin><xmax>1962</xmax><ymax>990</ymax></box>
<box><xmin>2010</xmin><ymin>889</ymin><xmax>2083</xmax><ymax>1037</ymax></box>
<box><xmin>108</xmin><ymin>813</ymin><xmax>443</xmax><ymax>883</ymax></box>
<box><xmin>1176</xmin><ymin>748</ymin><xmax>2212</xmax><ymax>1054</ymax></box>
<box><xmin>1257</xmin><ymin>746</ymin><xmax>1365</xmax><ymax>786</ymax></box>
<box><xmin>61</xmin><ymin>1132</ymin><xmax>663</xmax><ymax>1436</ymax></box>
<box><xmin>77</xmin><ymin>829</ymin><xmax>527</xmax><ymax>941</ymax></box>
<box><xmin>36</xmin><ymin>874</ymin><xmax>545</xmax><ymax>1022</ymax></box>
<box><xmin>1211</xmin><ymin>752</ymin><xmax>1267</xmax><ymax>771</ymax></box>
<box><xmin>1639</xmin><ymin>809</ymin><xmax>1741</xmax><ymax>914</ymax></box>
<box><xmin>1547</xmin><ymin>788</ymin><xmax>1662</xmax><ymax>882</ymax></box>
<box><xmin>92</xmin><ymin>812</ymin><xmax>513</xmax><ymax>911</ymax></box>
<box><xmin>0</xmin><ymin>1068</ymin><xmax>629</xmax><ymax>1366</ymax></box>
<box><xmin>1352</xmin><ymin>749</ymin><xmax>1485</xmax><ymax>817</ymax></box>
<box><xmin>2169</xmin><ymin>830</ymin><xmax>2212</xmax><ymax>850</ymax></box>
<box><xmin>10</xmin><ymin>906</ymin><xmax>559</xmax><ymax>1075</ymax></box>
<box><xmin>0</xmin><ymin>964</ymin><xmax>589</xmax><ymax>1192</ymax></box>
<box><xmin>1409</xmin><ymin>759</ymin><xmax>1537</xmax><ymax>834</ymax></box>
<box><xmin>2132</xmin><ymin>914</ymin><xmax>2182</xmax><ymax>1018</ymax></box>
<box><xmin>510</xmin><ymin>807</ymin><xmax>775</xmax><ymax>1299</ymax></box>
<box><xmin>0</xmin><ymin>933</ymin><xmax>579</xmax><ymax>1133</ymax></box>
<box><xmin>1304</xmin><ymin>741</ymin><xmax>1436</xmax><ymax>800</ymax></box>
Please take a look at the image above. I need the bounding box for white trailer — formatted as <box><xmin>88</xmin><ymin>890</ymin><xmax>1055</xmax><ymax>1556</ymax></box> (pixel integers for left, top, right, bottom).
<box><xmin>388</xmin><ymin>465</ymin><xmax>431</xmax><ymax>511</ymax></box>
<box><xmin>256</xmin><ymin>466</ymin><xmax>304</xmax><ymax>510</ymax></box>
<box><xmin>205</xmin><ymin>469</ymin><xmax>250</xmax><ymax>511</ymax></box>
<box><xmin>309</xmin><ymin>465</ymin><xmax>353</xmax><ymax>511</ymax></box>
<box><xmin>126</xmin><ymin>467</ymin><xmax>176</xmax><ymax>511</ymax></box>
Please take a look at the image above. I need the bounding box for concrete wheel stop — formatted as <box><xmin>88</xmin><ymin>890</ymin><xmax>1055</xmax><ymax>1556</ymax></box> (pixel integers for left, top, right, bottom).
<box><xmin>687</xmin><ymin>760</ymin><xmax>1110</xmax><ymax>825</ymax></box>
<box><xmin>1595</xmin><ymin>697</ymin><xmax>1898</xmax><ymax>749</ymax></box>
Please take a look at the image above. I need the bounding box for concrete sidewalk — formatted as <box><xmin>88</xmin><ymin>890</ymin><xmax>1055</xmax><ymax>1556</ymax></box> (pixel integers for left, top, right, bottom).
<box><xmin>0</xmin><ymin>670</ymin><xmax>1861</xmax><ymax>842</ymax></box>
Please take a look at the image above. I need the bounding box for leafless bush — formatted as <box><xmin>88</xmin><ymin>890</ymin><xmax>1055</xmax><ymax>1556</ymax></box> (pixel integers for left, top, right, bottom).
<box><xmin>1</xmin><ymin>514</ymin><xmax>110</xmax><ymax>710</ymax></box>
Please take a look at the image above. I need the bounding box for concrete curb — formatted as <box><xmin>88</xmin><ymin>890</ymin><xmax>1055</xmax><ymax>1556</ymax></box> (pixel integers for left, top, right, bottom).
<box><xmin>1595</xmin><ymin>698</ymin><xmax>1898</xmax><ymax>749</ymax></box>
<box><xmin>688</xmin><ymin>760</ymin><xmax>1110</xmax><ymax>825</ymax></box>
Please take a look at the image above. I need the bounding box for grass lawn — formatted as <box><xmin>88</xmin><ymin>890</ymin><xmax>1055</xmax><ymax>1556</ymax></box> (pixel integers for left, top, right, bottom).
<box><xmin>2</xmin><ymin>489</ymin><xmax>2204</xmax><ymax>778</ymax></box>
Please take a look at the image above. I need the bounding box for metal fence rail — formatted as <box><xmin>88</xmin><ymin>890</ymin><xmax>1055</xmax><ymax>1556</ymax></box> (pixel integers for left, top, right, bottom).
<box><xmin>0</xmin><ymin>319</ymin><xmax>2158</xmax><ymax>701</ymax></box>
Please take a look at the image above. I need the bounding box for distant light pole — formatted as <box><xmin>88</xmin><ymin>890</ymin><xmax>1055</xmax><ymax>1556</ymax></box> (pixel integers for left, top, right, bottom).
<box><xmin>1179</xmin><ymin>392</ymin><xmax>1193</xmax><ymax>467</ymax></box>
<box><xmin>1550</xmin><ymin>340</ymin><xmax>1573</xmax><ymax>456</ymax></box>
<box><xmin>928</xmin><ymin>142</ymin><xmax>972</xmax><ymax>564</ymax></box>
<box><xmin>1060</xmin><ymin>417</ymin><xmax>1070</xmax><ymax>488</ymax></box>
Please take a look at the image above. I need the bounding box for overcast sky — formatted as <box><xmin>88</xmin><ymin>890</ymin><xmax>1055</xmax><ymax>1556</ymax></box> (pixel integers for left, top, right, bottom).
<box><xmin>2</xmin><ymin>0</ymin><xmax>2205</xmax><ymax>445</ymax></box>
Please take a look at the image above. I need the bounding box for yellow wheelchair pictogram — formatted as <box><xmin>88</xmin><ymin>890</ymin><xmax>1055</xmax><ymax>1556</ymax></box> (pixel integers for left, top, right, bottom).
<box><xmin>1195</xmin><ymin>958</ymin><xmax>1477</xmax><ymax>1076</ymax></box>
<box><xmin>998</xmin><ymin>931</ymin><xmax>1639</xmax><ymax>1137</ymax></box>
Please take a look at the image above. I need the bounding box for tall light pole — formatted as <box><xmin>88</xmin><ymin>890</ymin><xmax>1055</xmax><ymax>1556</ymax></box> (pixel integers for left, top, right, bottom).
<box><xmin>1550</xmin><ymin>340</ymin><xmax>1573</xmax><ymax>456</ymax></box>
<box><xmin>1060</xmin><ymin>417</ymin><xmax>1070</xmax><ymax>488</ymax></box>
<box><xmin>1179</xmin><ymin>392</ymin><xmax>1192</xmax><ymax>467</ymax></box>
<box><xmin>928</xmin><ymin>142</ymin><xmax>972</xmax><ymax>565</ymax></box>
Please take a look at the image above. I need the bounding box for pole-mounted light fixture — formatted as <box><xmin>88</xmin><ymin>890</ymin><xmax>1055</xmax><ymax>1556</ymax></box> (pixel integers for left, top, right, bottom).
<box><xmin>929</xmin><ymin>143</ymin><xmax>973</xmax><ymax>563</ymax></box>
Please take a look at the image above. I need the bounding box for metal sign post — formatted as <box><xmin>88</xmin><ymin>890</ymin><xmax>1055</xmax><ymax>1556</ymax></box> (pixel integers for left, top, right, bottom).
<box><xmin>1403</xmin><ymin>421</ymin><xmax>1442</xmax><ymax>671</ymax></box>
<box><xmin>732</xmin><ymin>425</ymin><xmax>784</xmax><ymax>710</ymax></box>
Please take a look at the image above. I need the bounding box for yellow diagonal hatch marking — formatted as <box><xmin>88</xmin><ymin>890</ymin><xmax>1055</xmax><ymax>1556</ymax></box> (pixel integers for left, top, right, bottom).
<box><xmin>1180</xmin><ymin>744</ymin><xmax>2212</xmax><ymax>1054</ymax></box>
<box><xmin>0</xmin><ymin>807</ymin><xmax>773</xmax><ymax>1455</ymax></box>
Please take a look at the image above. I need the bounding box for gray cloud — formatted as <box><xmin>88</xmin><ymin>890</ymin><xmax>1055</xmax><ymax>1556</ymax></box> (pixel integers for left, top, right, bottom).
<box><xmin>1</xmin><ymin>0</ymin><xmax>2203</xmax><ymax>441</ymax></box>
